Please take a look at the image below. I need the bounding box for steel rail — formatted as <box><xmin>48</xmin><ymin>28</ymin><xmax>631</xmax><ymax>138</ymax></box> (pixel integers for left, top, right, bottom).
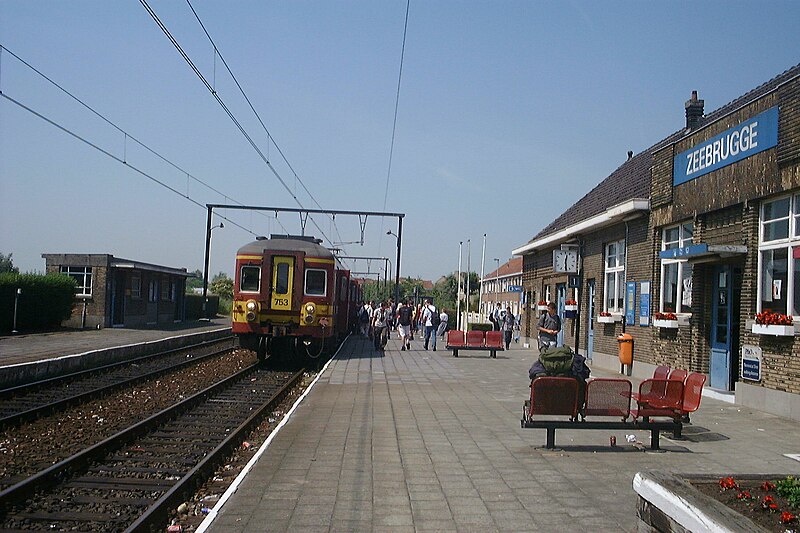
<box><xmin>125</xmin><ymin>367</ymin><xmax>305</xmax><ymax>532</ymax></box>
<box><xmin>0</xmin><ymin>361</ymin><xmax>261</xmax><ymax>514</ymax></box>
<box><xmin>0</xmin><ymin>336</ymin><xmax>235</xmax><ymax>429</ymax></box>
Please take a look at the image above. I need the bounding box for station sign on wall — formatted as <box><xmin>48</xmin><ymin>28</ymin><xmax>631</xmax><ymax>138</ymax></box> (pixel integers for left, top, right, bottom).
<box><xmin>741</xmin><ymin>345</ymin><xmax>762</xmax><ymax>382</ymax></box>
<box><xmin>673</xmin><ymin>106</ymin><xmax>779</xmax><ymax>186</ymax></box>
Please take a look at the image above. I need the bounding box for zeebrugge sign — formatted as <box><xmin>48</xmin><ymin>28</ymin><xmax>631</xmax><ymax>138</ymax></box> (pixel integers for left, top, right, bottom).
<box><xmin>673</xmin><ymin>106</ymin><xmax>779</xmax><ymax>186</ymax></box>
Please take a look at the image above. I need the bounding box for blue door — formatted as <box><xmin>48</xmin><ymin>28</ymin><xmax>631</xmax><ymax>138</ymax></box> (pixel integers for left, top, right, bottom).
<box><xmin>710</xmin><ymin>265</ymin><xmax>732</xmax><ymax>390</ymax></box>
<box><xmin>586</xmin><ymin>279</ymin><xmax>595</xmax><ymax>360</ymax></box>
<box><xmin>556</xmin><ymin>283</ymin><xmax>566</xmax><ymax>347</ymax></box>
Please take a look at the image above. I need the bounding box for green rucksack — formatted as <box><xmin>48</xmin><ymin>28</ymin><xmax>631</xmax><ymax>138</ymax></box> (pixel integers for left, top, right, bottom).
<box><xmin>538</xmin><ymin>346</ymin><xmax>574</xmax><ymax>376</ymax></box>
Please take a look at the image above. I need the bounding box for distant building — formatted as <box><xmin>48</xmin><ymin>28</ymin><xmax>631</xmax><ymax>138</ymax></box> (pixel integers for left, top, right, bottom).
<box><xmin>42</xmin><ymin>254</ymin><xmax>190</xmax><ymax>328</ymax></box>
<box><xmin>480</xmin><ymin>258</ymin><xmax>523</xmax><ymax>319</ymax></box>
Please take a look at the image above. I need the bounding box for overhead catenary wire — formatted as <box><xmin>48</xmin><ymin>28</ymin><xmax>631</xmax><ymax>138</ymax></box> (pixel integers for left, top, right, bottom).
<box><xmin>0</xmin><ymin>44</ymin><xmax>288</xmax><ymax>235</ymax></box>
<box><xmin>140</xmin><ymin>0</ymin><xmax>342</xmax><ymax>253</ymax></box>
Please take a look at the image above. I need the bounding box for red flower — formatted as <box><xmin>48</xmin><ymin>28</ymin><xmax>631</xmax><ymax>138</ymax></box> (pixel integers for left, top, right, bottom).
<box><xmin>755</xmin><ymin>311</ymin><xmax>794</xmax><ymax>325</ymax></box>
<box><xmin>719</xmin><ymin>477</ymin><xmax>738</xmax><ymax>490</ymax></box>
<box><xmin>655</xmin><ymin>312</ymin><xmax>677</xmax><ymax>320</ymax></box>
<box><xmin>599</xmin><ymin>311</ymin><xmax>612</xmax><ymax>317</ymax></box>
<box><xmin>760</xmin><ymin>481</ymin><xmax>776</xmax><ymax>491</ymax></box>
<box><xmin>736</xmin><ymin>490</ymin><xmax>751</xmax><ymax>500</ymax></box>
<box><xmin>781</xmin><ymin>511</ymin><xmax>797</xmax><ymax>524</ymax></box>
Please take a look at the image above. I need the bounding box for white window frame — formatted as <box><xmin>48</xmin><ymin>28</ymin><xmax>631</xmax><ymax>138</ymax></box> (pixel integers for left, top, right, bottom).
<box><xmin>604</xmin><ymin>239</ymin><xmax>626</xmax><ymax>313</ymax></box>
<box><xmin>659</xmin><ymin>222</ymin><xmax>694</xmax><ymax>314</ymax></box>
<box><xmin>304</xmin><ymin>268</ymin><xmax>327</xmax><ymax>297</ymax></box>
<box><xmin>60</xmin><ymin>266</ymin><xmax>92</xmax><ymax>297</ymax></box>
<box><xmin>757</xmin><ymin>194</ymin><xmax>800</xmax><ymax>316</ymax></box>
<box><xmin>131</xmin><ymin>274</ymin><xmax>142</xmax><ymax>299</ymax></box>
<box><xmin>239</xmin><ymin>265</ymin><xmax>261</xmax><ymax>293</ymax></box>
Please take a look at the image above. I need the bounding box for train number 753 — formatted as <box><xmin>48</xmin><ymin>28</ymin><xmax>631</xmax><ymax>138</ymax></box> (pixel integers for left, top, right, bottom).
<box><xmin>272</xmin><ymin>298</ymin><xmax>289</xmax><ymax>307</ymax></box>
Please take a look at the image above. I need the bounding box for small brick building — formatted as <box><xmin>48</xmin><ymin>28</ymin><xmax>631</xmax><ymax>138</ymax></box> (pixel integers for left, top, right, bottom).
<box><xmin>480</xmin><ymin>257</ymin><xmax>524</xmax><ymax>321</ymax></box>
<box><xmin>513</xmin><ymin>63</ymin><xmax>800</xmax><ymax>420</ymax></box>
<box><xmin>42</xmin><ymin>254</ymin><xmax>190</xmax><ymax>329</ymax></box>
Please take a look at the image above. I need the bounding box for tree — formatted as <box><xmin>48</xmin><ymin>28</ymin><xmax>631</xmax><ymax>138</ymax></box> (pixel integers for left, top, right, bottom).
<box><xmin>185</xmin><ymin>269</ymin><xmax>204</xmax><ymax>292</ymax></box>
<box><xmin>209</xmin><ymin>273</ymin><xmax>233</xmax><ymax>300</ymax></box>
<box><xmin>0</xmin><ymin>253</ymin><xmax>19</xmax><ymax>274</ymax></box>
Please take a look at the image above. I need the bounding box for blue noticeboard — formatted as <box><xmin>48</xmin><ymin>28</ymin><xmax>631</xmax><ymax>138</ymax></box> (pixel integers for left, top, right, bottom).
<box><xmin>741</xmin><ymin>345</ymin><xmax>762</xmax><ymax>381</ymax></box>
<box><xmin>639</xmin><ymin>281</ymin><xmax>651</xmax><ymax>327</ymax></box>
<box><xmin>625</xmin><ymin>282</ymin><xmax>636</xmax><ymax>326</ymax></box>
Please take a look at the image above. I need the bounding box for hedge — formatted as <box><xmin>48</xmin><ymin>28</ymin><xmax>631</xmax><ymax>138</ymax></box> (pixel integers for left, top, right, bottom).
<box><xmin>185</xmin><ymin>294</ymin><xmax>220</xmax><ymax>319</ymax></box>
<box><xmin>0</xmin><ymin>273</ymin><xmax>75</xmax><ymax>333</ymax></box>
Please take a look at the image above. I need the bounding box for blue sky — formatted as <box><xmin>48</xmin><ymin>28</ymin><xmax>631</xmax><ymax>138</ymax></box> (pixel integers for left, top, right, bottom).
<box><xmin>2</xmin><ymin>1</ymin><xmax>799</xmax><ymax>282</ymax></box>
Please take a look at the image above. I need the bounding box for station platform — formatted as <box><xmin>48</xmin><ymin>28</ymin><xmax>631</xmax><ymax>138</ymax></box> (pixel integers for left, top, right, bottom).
<box><xmin>198</xmin><ymin>334</ymin><xmax>800</xmax><ymax>533</ymax></box>
<box><xmin>0</xmin><ymin>318</ymin><xmax>231</xmax><ymax>388</ymax></box>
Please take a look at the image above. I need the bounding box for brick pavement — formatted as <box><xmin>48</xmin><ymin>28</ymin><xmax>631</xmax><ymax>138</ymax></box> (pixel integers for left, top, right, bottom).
<box><xmin>201</xmin><ymin>333</ymin><xmax>800</xmax><ymax>533</ymax></box>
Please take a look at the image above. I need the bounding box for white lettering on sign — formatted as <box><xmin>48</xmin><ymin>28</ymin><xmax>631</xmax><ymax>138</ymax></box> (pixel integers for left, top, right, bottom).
<box><xmin>685</xmin><ymin>121</ymin><xmax>759</xmax><ymax>178</ymax></box>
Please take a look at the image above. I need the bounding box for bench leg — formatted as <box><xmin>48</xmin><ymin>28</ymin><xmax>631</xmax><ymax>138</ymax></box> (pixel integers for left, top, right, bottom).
<box><xmin>490</xmin><ymin>350</ymin><xmax>496</xmax><ymax>358</ymax></box>
<box><xmin>546</xmin><ymin>427</ymin><xmax>556</xmax><ymax>449</ymax></box>
<box><xmin>650</xmin><ymin>428</ymin><xmax>660</xmax><ymax>450</ymax></box>
<box><xmin>453</xmin><ymin>349</ymin><xmax>458</xmax><ymax>357</ymax></box>
<box><xmin>672</xmin><ymin>421</ymin><xmax>683</xmax><ymax>439</ymax></box>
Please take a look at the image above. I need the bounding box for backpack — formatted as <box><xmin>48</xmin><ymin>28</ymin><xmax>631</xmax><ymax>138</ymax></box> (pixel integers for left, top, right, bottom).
<box><xmin>538</xmin><ymin>346</ymin><xmax>575</xmax><ymax>376</ymax></box>
<box><xmin>398</xmin><ymin>306</ymin><xmax>412</xmax><ymax>326</ymax></box>
<box><xmin>429</xmin><ymin>308</ymin><xmax>441</xmax><ymax>327</ymax></box>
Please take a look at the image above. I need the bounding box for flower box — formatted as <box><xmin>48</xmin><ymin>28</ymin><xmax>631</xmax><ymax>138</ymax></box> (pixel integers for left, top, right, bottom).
<box><xmin>653</xmin><ymin>319</ymin><xmax>680</xmax><ymax>329</ymax></box>
<box><xmin>537</xmin><ymin>305</ymin><xmax>548</xmax><ymax>311</ymax></box>
<box><xmin>751</xmin><ymin>323</ymin><xmax>795</xmax><ymax>336</ymax></box>
<box><xmin>597</xmin><ymin>314</ymin><xmax>620</xmax><ymax>324</ymax></box>
<box><xmin>564</xmin><ymin>304</ymin><xmax>578</xmax><ymax>312</ymax></box>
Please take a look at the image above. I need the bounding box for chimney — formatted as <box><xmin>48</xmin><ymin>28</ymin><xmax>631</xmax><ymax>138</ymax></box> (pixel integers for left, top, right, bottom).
<box><xmin>685</xmin><ymin>90</ymin><xmax>704</xmax><ymax>130</ymax></box>
<box><xmin>627</xmin><ymin>150</ymin><xmax>634</xmax><ymax>160</ymax></box>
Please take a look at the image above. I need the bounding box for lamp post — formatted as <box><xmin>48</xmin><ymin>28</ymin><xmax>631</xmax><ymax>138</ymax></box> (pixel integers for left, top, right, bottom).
<box><xmin>466</xmin><ymin>239</ymin><xmax>471</xmax><ymax>324</ymax></box>
<box><xmin>456</xmin><ymin>242</ymin><xmax>463</xmax><ymax>330</ymax></box>
<box><xmin>386</xmin><ymin>230</ymin><xmax>402</xmax><ymax>304</ymax></box>
<box><xmin>493</xmin><ymin>258</ymin><xmax>500</xmax><ymax>317</ymax></box>
<box><xmin>12</xmin><ymin>287</ymin><xmax>21</xmax><ymax>334</ymax></box>
<box><xmin>202</xmin><ymin>221</ymin><xmax>224</xmax><ymax>321</ymax></box>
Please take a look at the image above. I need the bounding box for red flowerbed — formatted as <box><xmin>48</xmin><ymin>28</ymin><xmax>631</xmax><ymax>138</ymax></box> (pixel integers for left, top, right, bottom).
<box><xmin>755</xmin><ymin>310</ymin><xmax>794</xmax><ymax>326</ymax></box>
<box><xmin>693</xmin><ymin>477</ymin><xmax>799</xmax><ymax>532</ymax></box>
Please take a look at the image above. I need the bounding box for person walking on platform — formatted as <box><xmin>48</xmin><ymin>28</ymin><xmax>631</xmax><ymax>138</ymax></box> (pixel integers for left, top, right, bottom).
<box><xmin>396</xmin><ymin>300</ymin><xmax>413</xmax><ymax>350</ymax></box>
<box><xmin>422</xmin><ymin>299</ymin><xmax>438</xmax><ymax>351</ymax></box>
<box><xmin>437</xmin><ymin>308</ymin><xmax>449</xmax><ymax>339</ymax></box>
<box><xmin>537</xmin><ymin>302</ymin><xmax>561</xmax><ymax>351</ymax></box>
<box><xmin>373</xmin><ymin>301</ymin><xmax>389</xmax><ymax>350</ymax></box>
<box><xmin>502</xmin><ymin>306</ymin><xmax>515</xmax><ymax>349</ymax></box>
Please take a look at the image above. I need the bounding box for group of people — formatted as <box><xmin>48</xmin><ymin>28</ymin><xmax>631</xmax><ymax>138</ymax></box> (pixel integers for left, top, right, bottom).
<box><xmin>486</xmin><ymin>301</ymin><xmax>563</xmax><ymax>351</ymax></box>
<box><xmin>358</xmin><ymin>298</ymin><xmax>449</xmax><ymax>351</ymax></box>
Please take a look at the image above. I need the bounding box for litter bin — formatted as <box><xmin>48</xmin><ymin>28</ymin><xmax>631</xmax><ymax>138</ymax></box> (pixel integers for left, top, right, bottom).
<box><xmin>617</xmin><ymin>333</ymin><xmax>633</xmax><ymax>375</ymax></box>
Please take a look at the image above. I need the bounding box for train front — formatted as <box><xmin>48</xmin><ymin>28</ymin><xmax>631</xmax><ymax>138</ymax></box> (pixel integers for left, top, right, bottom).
<box><xmin>232</xmin><ymin>235</ymin><xmax>337</xmax><ymax>362</ymax></box>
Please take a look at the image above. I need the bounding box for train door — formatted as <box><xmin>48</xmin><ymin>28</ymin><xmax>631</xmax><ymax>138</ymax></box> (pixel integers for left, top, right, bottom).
<box><xmin>271</xmin><ymin>256</ymin><xmax>295</xmax><ymax>311</ymax></box>
<box><xmin>556</xmin><ymin>283</ymin><xmax>566</xmax><ymax>346</ymax></box>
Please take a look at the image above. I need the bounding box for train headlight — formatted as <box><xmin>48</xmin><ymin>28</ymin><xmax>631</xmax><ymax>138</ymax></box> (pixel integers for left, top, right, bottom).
<box><xmin>305</xmin><ymin>303</ymin><xmax>316</xmax><ymax>314</ymax></box>
<box><xmin>245</xmin><ymin>300</ymin><xmax>259</xmax><ymax>322</ymax></box>
<box><xmin>304</xmin><ymin>302</ymin><xmax>316</xmax><ymax>324</ymax></box>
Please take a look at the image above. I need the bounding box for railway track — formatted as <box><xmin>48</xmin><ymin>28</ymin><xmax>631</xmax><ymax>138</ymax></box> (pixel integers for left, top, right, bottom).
<box><xmin>0</xmin><ymin>363</ymin><xmax>304</xmax><ymax>532</ymax></box>
<box><xmin>0</xmin><ymin>337</ymin><xmax>234</xmax><ymax>428</ymax></box>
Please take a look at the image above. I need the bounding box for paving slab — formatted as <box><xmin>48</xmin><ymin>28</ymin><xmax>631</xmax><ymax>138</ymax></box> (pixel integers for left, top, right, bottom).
<box><xmin>201</xmin><ymin>333</ymin><xmax>800</xmax><ymax>532</ymax></box>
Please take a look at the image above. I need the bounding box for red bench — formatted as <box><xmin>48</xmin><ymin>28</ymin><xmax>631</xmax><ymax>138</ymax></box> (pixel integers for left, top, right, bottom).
<box><xmin>630</xmin><ymin>372</ymin><xmax>706</xmax><ymax>435</ymax></box>
<box><xmin>521</xmin><ymin>376</ymin><xmax>694</xmax><ymax>450</ymax></box>
<box><xmin>446</xmin><ymin>330</ymin><xmax>503</xmax><ymax>358</ymax></box>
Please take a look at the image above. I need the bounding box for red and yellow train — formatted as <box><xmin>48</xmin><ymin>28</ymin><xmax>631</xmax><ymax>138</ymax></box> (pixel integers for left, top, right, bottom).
<box><xmin>232</xmin><ymin>235</ymin><xmax>361</xmax><ymax>362</ymax></box>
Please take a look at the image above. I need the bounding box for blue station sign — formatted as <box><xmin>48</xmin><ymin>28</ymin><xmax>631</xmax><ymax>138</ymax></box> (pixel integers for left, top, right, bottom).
<box><xmin>659</xmin><ymin>243</ymin><xmax>709</xmax><ymax>260</ymax></box>
<box><xmin>507</xmin><ymin>285</ymin><xmax>523</xmax><ymax>292</ymax></box>
<box><xmin>673</xmin><ymin>106</ymin><xmax>779</xmax><ymax>186</ymax></box>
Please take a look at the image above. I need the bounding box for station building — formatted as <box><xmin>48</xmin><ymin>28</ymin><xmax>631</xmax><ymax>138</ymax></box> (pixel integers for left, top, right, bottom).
<box><xmin>42</xmin><ymin>253</ymin><xmax>190</xmax><ymax>329</ymax></box>
<box><xmin>513</xmin><ymin>64</ymin><xmax>800</xmax><ymax>420</ymax></box>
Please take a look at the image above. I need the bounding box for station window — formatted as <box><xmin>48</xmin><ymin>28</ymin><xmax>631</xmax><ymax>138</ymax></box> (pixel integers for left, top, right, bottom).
<box><xmin>131</xmin><ymin>275</ymin><xmax>142</xmax><ymax>299</ymax></box>
<box><xmin>660</xmin><ymin>223</ymin><xmax>693</xmax><ymax>313</ymax></box>
<box><xmin>149</xmin><ymin>280</ymin><xmax>158</xmax><ymax>302</ymax></box>
<box><xmin>604</xmin><ymin>240</ymin><xmax>625</xmax><ymax>312</ymax></box>
<box><xmin>161</xmin><ymin>279</ymin><xmax>171</xmax><ymax>301</ymax></box>
<box><xmin>60</xmin><ymin>266</ymin><xmax>92</xmax><ymax>297</ymax></box>
<box><xmin>305</xmin><ymin>269</ymin><xmax>327</xmax><ymax>296</ymax></box>
<box><xmin>758</xmin><ymin>194</ymin><xmax>800</xmax><ymax>315</ymax></box>
<box><xmin>240</xmin><ymin>265</ymin><xmax>260</xmax><ymax>292</ymax></box>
